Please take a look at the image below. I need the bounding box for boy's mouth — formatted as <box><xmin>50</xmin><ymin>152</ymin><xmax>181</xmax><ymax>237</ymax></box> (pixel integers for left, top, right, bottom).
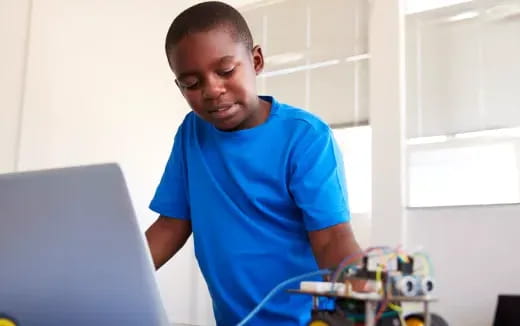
<box><xmin>210</xmin><ymin>103</ymin><xmax>234</xmax><ymax>111</ymax></box>
<box><xmin>209</xmin><ymin>104</ymin><xmax>238</xmax><ymax>120</ymax></box>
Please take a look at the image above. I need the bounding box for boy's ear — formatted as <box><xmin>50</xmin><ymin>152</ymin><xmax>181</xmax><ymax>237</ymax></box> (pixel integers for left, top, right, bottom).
<box><xmin>252</xmin><ymin>45</ymin><xmax>264</xmax><ymax>76</ymax></box>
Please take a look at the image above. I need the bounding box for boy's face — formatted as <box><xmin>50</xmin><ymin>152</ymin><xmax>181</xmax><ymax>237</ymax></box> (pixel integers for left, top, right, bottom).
<box><xmin>168</xmin><ymin>26</ymin><xmax>264</xmax><ymax>131</ymax></box>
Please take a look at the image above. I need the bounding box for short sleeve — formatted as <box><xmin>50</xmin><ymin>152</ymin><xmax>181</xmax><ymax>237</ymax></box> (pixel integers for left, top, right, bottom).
<box><xmin>149</xmin><ymin>125</ymin><xmax>190</xmax><ymax>220</ymax></box>
<box><xmin>289</xmin><ymin>126</ymin><xmax>350</xmax><ymax>231</ymax></box>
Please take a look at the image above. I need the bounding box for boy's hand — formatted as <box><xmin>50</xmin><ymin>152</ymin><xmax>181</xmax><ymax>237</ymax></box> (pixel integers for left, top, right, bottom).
<box><xmin>349</xmin><ymin>279</ymin><xmax>377</xmax><ymax>293</ymax></box>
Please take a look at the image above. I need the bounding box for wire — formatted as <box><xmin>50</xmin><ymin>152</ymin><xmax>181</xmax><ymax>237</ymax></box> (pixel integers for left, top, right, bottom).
<box><xmin>331</xmin><ymin>246</ymin><xmax>395</xmax><ymax>283</ymax></box>
<box><xmin>375</xmin><ymin>298</ymin><xmax>389</xmax><ymax>321</ymax></box>
<box><xmin>374</xmin><ymin>261</ymin><xmax>388</xmax><ymax>323</ymax></box>
<box><xmin>413</xmin><ymin>252</ymin><xmax>434</xmax><ymax>276</ymax></box>
<box><xmin>375</xmin><ymin>262</ymin><xmax>402</xmax><ymax>312</ymax></box>
<box><xmin>236</xmin><ymin>269</ymin><xmax>331</xmax><ymax>326</ymax></box>
<box><xmin>388</xmin><ymin>303</ymin><xmax>402</xmax><ymax>312</ymax></box>
<box><xmin>332</xmin><ymin>247</ymin><xmax>405</xmax><ymax>296</ymax></box>
<box><xmin>345</xmin><ymin>311</ymin><xmax>398</xmax><ymax>322</ymax></box>
<box><xmin>376</xmin><ymin>264</ymin><xmax>383</xmax><ymax>293</ymax></box>
<box><xmin>236</xmin><ymin>249</ymin><xmax>433</xmax><ymax>325</ymax></box>
<box><xmin>331</xmin><ymin>251</ymin><xmax>366</xmax><ymax>283</ymax></box>
<box><xmin>329</xmin><ymin>264</ymin><xmax>364</xmax><ymax>294</ymax></box>
<box><xmin>399</xmin><ymin>312</ymin><xmax>407</xmax><ymax>325</ymax></box>
<box><xmin>375</xmin><ymin>258</ymin><xmax>404</xmax><ymax>313</ymax></box>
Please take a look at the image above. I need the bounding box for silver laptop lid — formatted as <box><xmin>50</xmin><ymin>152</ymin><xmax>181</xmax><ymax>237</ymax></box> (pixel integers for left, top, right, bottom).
<box><xmin>0</xmin><ymin>164</ymin><xmax>168</xmax><ymax>326</ymax></box>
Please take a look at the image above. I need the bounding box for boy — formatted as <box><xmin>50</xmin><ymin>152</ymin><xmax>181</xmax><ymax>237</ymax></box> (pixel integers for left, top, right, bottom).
<box><xmin>146</xmin><ymin>1</ymin><xmax>362</xmax><ymax>325</ymax></box>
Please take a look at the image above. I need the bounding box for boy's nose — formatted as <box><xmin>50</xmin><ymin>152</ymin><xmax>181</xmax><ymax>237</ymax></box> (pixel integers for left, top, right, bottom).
<box><xmin>202</xmin><ymin>76</ymin><xmax>225</xmax><ymax>100</ymax></box>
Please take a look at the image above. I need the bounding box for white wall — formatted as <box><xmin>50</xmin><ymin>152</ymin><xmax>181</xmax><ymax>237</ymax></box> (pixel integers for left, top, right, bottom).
<box><xmin>0</xmin><ymin>0</ymin><xmax>31</xmax><ymax>173</ymax></box>
<box><xmin>407</xmin><ymin>205</ymin><xmax>520</xmax><ymax>326</ymax></box>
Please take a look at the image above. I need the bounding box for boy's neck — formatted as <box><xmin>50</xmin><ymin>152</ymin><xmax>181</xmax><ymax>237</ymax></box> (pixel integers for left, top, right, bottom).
<box><xmin>249</xmin><ymin>96</ymin><xmax>272</xmax><ymax>128</ymax></box>
<box><xmin>226</xmin><ymin>96</ymin><xmax>271</xmax><ymax>132</ymax></box>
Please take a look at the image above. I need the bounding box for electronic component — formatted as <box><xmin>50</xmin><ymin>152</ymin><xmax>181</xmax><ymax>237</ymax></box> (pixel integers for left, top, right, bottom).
<box><xmin>287</xmin><ymin>248</ymin><xmax>446</xmax><ymax>326</ymax></box>
<box><xmin>418</xmin><ymin>276</ymin><xmax>435</xmax><ymax>296</ymax></box>
<box><xmin>301</xmin><ymin>281</ymin><xmax>346</xmax><ymax>295</ymax></box>
<box><xmin>237</xmin><ymin>247</ymin><xmax>447</xmax><ymax>326</ymax></box>
<box><xmin>392</xmin><ymin>275</ymin><xmax>419</xmax><ymax>297</ymax></box>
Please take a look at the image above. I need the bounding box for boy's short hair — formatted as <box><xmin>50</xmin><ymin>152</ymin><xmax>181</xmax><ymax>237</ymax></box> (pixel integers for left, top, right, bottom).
<box><xmin>165</xmin><ymin>1</ymin><xmax>254</xmax><ymax>55</ymax></box>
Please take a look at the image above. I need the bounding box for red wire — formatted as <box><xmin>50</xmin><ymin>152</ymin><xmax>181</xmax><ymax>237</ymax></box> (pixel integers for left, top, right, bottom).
<box><xmin>375</xmin><ymin>298</ymin><xmax>389</xmax><ymax>322</ymax></box>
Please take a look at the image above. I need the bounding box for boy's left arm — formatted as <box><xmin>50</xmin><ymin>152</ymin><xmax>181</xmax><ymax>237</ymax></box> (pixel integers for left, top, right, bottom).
<box><xmin>308</xmin><ymin>222</ymin><xmax>361</xmax><ymax>270</ymax></box>
<box><xmin>288</xmin><ymin>125</ymin><xmax>363</xmax><ymax>277</ymax></box>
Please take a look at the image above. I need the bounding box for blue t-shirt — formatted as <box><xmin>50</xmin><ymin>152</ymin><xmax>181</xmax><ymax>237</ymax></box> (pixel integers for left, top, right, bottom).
<box><xmin>150</xmin><ymin>96</ymin><xmax>350</xmax><ymax>325</ymax></box>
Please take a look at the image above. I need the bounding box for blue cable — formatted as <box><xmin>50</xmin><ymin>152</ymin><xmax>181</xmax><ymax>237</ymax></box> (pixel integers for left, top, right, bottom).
<box><xmin>236</xmin><ymin>269</ymin><xmax>331</xmax><ymax>326</ymax></box>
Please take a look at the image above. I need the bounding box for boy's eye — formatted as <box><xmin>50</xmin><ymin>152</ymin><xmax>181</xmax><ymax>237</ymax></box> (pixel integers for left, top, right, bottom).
<box><xmin>178</xmin><ymin>79</ymin><xmax>200</xmax><ymax>90</ymax></box>
<box><xmin>218</xmin><ymin>67</ymin><xmax>235</xmax><ymax>77</ymax></box>
<box><xmin>184</xmin><ymin>82</ymin><xmax>199</xmax><ymax>90</ymax></box>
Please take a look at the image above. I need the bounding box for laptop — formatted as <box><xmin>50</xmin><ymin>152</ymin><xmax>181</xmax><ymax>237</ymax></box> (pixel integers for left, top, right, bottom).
<box><xmin>0</xmin><ymin>164</ymin><xmax>169</xmax><ymax>326</ymax></box>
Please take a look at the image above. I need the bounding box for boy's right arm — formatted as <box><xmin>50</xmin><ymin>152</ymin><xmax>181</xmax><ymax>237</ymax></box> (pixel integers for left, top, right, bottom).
<box><xmin>145</xmin><ymin>215</ymin><xmax>192</xmax><ymax>270</ymax></box>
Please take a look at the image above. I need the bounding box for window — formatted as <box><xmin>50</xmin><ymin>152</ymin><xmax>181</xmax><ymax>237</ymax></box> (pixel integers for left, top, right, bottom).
<box><xmin>242</xmin><ymin>0</ymin><xmax>370</xmax><ymax>127</ymax></box>
<box><xmin>407</xmin><ymin>134</ymin><xmax>520</xmax><ymax>207</ymax></box>
<box><xmin>333</xmin><ymin>126</ymin><xmax>372</xmax><ymax>214</ymax></box>
<box><xmin>405</xmin><ymin>0</ymin><xmax>520</xmax><ymax>206</ymax></box>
